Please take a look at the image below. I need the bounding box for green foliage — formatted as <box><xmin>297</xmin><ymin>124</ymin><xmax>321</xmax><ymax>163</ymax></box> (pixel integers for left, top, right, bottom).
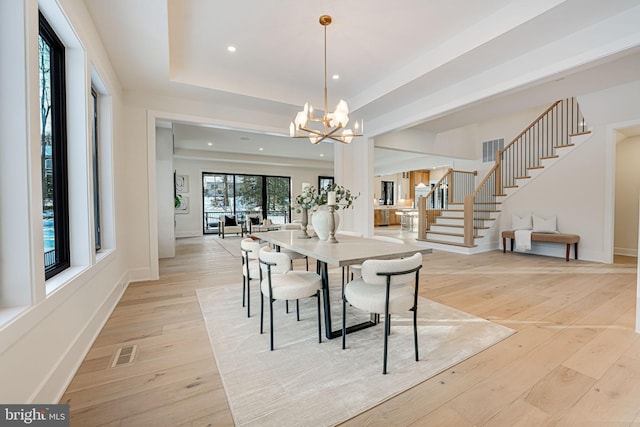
<box><xmin>294</xmin><ymin>183</ymin><xmax>359</xmax><ymax>213</ymax></box>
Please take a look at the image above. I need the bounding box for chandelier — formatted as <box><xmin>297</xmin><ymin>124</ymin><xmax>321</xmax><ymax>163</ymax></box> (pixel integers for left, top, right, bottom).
<box><xmin>289</xmin><ymin>15</ymin><xmax>363</xmax><ymax>144</ymax></box>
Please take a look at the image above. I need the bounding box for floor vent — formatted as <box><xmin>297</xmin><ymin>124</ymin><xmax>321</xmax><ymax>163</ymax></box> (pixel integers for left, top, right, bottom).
<box><xmin>111</xmin><ymin>344</ymin><xmax>138</xmax><ymax>368</ymax></box>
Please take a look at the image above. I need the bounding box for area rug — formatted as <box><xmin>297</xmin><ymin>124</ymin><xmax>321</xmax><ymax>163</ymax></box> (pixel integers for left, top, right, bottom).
<box><xmin>197</xmin><ymin>281</ymin><xmax>515</xmax><ymax>426</ymax></box>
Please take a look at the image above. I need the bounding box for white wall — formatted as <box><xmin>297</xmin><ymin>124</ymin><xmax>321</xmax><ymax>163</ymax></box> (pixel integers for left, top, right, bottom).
<box><xmin>494</xmin><ymin>80</ymin><xmax>640</xmax><ymax>262</ymax></box>
<box><xmin>614</xmin><ymin>134</ymin><xmax>640</xmax><ymax>256</ymax></box>
<box><xmin>497</xmin><ymin>131</ymin><xmax>606</xmax><ymax>261</ymax></box>
<box><xmin>156</xmin><ymin>127</ymin><xmax>175</xmax><ymax>257</ymax></box>
<box><xmin>0</xmin><ymin>0</ymin><xmax>135</xmax><ymax>403</ymax></box>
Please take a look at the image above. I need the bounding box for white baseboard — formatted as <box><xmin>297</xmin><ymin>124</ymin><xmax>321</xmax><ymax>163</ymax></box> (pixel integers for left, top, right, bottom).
<box><xmin>33</xmin><ymin>271</ymin><xmax>128</xmax><ymax>403</ymax></box>
<box><xmin>615</xmin><ymin>247</ymin><xmax>638</xmax><ymax>257</ymax></box>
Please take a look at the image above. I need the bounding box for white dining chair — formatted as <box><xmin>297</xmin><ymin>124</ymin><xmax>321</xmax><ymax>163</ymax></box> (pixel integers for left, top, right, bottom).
<box><xmin>348</xmin><ymin>235</ymin><xmax>405</xmax><ymax>281</ymax></box>
<box><xmin>240</xmin><ymin>238</ymin><xmax>264</xmax><ymax>317</ymax></box>
<box><xmin>259</xmin><ymin>247</ymin><xmax>323</xmax><ymax>351</ymax></box>
<box><xmin>342</xmin><ymin>252</ymin><xmax>423</xmax><ymax>374</ymax></box>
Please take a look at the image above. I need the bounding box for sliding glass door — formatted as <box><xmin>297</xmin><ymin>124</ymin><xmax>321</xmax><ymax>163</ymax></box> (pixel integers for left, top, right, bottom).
<box><xmin>202</xmin><ymin>173</ymin><xmax>291</xmax><ymax>234</ymax></box>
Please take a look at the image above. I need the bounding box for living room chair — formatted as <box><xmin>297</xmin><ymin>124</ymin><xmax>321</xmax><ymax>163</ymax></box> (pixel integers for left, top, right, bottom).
<box><xmin>245</xmin><ymin>214</ymin><xmax>263</xmax><ymax>234</ymax></box>
<box><xmin>219</xmin><ymin>214</ymin><xmax>243</xmax><ymax>238</ymax></box>
<box><xmin>258</xmin><ymin>246</ymin><xmax>322</xmax><ymax>351</ymax></box>
<box><xmin>342</xmin><ymin>252</ymin><xmax>423</xmax><ymax>374</ymax></box>
<box><xmin>240</xmin><ymin>238</ymin><xmax>264</xmax><ymax>317</ymax></box>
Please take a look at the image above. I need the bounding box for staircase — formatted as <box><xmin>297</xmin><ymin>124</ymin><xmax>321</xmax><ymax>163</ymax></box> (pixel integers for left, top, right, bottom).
<box><xmin>417</xmin><ymin>97</ymin><xmax>590</xmax><ymax>252</ymax></box>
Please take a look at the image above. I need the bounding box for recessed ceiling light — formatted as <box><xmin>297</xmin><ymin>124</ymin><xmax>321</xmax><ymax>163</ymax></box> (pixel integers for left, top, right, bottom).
<box><xmin>320</xmin><ymin>153</ymin><xmax>324</xmax><ymax>157</ymax></box>
<box><xmin>207</xmin><ymin>142</ymin><xmax>213</xmax><ymax>146</ymax></box>
<box><xmin>259</xmin><ymin>147</ymin><xmax>264</xmax><ymax>151</ymax></box>
<box><xmin>332</xmin><ymin>74</ymin><xmax>339</xmax><ymax>80</ymax></box>
<box><xmin>227</xmin><ymin>46</ymin><xmax>236</xmax><ymax>52</ymax></box>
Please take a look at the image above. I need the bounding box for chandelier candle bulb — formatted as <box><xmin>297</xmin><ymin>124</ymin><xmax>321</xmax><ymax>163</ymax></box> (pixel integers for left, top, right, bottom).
<box><xmin>327</xmin><ymin>191</ymin><xmax>336</xmax><ymax>205</ymax></box>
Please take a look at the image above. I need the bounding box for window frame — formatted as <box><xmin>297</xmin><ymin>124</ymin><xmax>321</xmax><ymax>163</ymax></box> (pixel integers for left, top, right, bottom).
<box><xmin>91</xmin><ymin>87</ymin><xmax>101</xmax><ymax>251</ymax></box>
<box><xmin>40</xmin><ymin>12</ymin><xmax>70</xmax><ymax>279</ymax></box>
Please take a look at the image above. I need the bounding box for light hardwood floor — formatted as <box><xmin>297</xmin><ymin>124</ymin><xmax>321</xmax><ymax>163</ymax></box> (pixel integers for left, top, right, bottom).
<box><xmin>60</xmin><ymin>233</ymin><xmax>639</xmax><ymax>426</ymax></box>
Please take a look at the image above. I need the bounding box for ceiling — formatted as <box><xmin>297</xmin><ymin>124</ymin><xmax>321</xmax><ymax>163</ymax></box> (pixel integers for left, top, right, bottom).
<box><xmin>84</xmin><ymin>0</ymin><xmax>640</xmax><ymax>172</ymax></box>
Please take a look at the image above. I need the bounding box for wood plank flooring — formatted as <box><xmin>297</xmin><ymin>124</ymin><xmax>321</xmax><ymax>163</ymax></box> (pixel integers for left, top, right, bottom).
<box><xmin>60</xmin><ymin>233</ymin><xmax>639</xmax><ymax>426</ymax></box>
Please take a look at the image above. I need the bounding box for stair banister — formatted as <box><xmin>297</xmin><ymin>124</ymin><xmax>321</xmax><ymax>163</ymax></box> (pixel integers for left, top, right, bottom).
<box><xmin>417</xmin><ymin>168</ymin><xmax>452</xmax><ymax>240</ymax></box>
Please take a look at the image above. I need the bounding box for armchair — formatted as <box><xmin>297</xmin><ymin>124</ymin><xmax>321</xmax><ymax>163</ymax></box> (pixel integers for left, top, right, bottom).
<box><xmin>219</xmin><ymin>215</ymin><xmax>243</xmax><ymax>239</ymax></box>
<box><xmin>246</xmin><ymin>214</ymin><xmax>263</xmax><ymax>234</ymax></box>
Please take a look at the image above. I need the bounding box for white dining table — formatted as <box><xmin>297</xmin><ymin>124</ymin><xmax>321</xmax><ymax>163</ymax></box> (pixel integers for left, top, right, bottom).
<box><xmin>252</xmin><ymin>230</ymin><xmax>432</xmax><ymax>339</ymax></box>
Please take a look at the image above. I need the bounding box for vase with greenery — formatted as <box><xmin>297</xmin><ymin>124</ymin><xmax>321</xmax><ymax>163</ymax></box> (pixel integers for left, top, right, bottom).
<box><xmin>312</xmin><ymin>183</ymin><xmax>359</xmax><ymax>241</ymax></box>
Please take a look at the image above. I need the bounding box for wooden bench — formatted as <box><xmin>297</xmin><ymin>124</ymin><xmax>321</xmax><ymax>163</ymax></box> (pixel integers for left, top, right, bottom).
<box><xmin>501</xmin><ymin>230</ymin><xmax>580</xmax><ymax>261</ymax></box>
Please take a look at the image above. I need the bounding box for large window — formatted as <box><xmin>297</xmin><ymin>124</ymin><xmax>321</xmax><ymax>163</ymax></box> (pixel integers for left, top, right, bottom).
<box><xmin>202</xmin><ymin>173</ymin><xmax>291</xmax><ymax>234</ymax></box>
<box><xmin>40</xmin><ymin>13</ymin><xmax>70</xmax><ymax>278</ymax></box>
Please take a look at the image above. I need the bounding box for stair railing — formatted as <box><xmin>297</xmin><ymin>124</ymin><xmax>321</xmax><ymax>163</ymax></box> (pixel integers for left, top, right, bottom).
<box><xmin>464</xmin><ymin>97</ymin><xmax>588</xmax><ymax>246</ymax></box>
<box><xmin>417</xmin><ymin>169</ymin><xmax>477</xmax><ymax>240</ymax></box>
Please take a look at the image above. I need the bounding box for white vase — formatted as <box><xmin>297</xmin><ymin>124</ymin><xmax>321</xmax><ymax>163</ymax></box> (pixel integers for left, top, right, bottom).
<box><xmin>311</xmin><ymin>205</ymin><xmax>340</xmax><ymax>241</ymax></box>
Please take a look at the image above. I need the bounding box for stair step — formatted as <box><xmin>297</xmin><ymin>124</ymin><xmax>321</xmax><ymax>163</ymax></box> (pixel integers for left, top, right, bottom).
<box><xmin>426</xmin><ymin>231</ymin><xmax>483</xmax><ymax>238</ymax></box>
<box><xmin>515</xmin><ymin>176</ymin><xmax>531</xmax><ymax>179</ymax></box>
<box><xmin>504</xmin><ymin>185</ymin><xmax>518</xmax><ymax>189</ymax></box>
<box><xmin>569</xmin><ymin>131</ymin><xmax>591</xmax><ymax>137</ymax></box>
<box><xmin>540</xmin><ymin>155</ymin><xmax>559</xmax><ymax>160</ymax></box>
<box><xmin>420</xmin><ymin>238</ymin><xmax>477</xmax><ymax>248</ymax></box>
<box><xmin>430</xmin><ymin>224</ymin><xmax>489</xmax><ymax>230</ymax></box>
<box><xmin>554</xmin><ymin>143</ymin><xmax>575</xmax><ymax>149</ymax></box>
<box><xmin>528</xmin><ymin>165</ymin><xmax>544</xmax><ymax>170</ymax></box>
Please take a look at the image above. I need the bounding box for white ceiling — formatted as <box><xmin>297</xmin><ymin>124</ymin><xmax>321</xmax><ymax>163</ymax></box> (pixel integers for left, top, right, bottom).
<box><xmin>84</xmin><ymin>0</ymin><xmax>640</xmax><ymax>172</ymax></box>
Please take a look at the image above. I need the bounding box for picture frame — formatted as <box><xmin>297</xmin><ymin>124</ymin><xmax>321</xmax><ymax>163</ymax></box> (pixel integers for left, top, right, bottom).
<box><xmin>175</xmin><ymin>174</ymin><xmax>189</xmax><ymax>193</ymax></box>
<box><xmin>175</xmin><ymin>196</ymin><xmax>189</xmax><ymax>214</ymax></box>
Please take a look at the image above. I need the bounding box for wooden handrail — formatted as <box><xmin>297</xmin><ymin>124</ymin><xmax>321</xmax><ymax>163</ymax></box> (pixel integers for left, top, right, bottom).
<box><xmin>471</xmin><ymin>163</ymin><xmax>499</xmax><ymax>198</ymax></box>
<box><xmin>421</xmin><ymin>168</ymin><xmax>453</xmax><ymax>200</ymax></box>
<box><xmin>499</xmin><ymin>100</ymin><xmax>562</xmax><ymax>156</ymax></box>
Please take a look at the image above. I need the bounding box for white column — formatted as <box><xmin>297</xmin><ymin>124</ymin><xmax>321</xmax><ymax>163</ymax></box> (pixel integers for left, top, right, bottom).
<box><xmin>334</xmin><ymin>138</ymin><xmax>374</xmax><ymax>237</ymax></box>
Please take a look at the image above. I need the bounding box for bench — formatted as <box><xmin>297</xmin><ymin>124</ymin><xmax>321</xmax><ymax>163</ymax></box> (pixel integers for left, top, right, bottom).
<box><xmin>501</xmin><ymin>230</ymin><xmax>580</xmax><ymax>261</ymax></box>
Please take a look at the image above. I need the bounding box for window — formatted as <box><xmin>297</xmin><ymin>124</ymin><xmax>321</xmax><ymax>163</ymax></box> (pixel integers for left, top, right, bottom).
<box><xmin>91</xmin><ymin>88</ymin><xmax>101</xmax><ymax>251</ymax></box>
<box><xmin>318</xmin><ymin>176</ymin><xmax>334</xmax><ymax>191</ymax></box>
<box><xmin>380</xmin><ymin>181</ymin><xmax>394</xmax><ymax>205</ymax></box>
<box><xmin>39</xmin><ymin>12</ymin><xmax>69</xmax><ymax>278</ymax></box>
<box><xmin>202</xmin><ymin>173</ymin><xmax>291</xmax><ymax>233</ymax></box>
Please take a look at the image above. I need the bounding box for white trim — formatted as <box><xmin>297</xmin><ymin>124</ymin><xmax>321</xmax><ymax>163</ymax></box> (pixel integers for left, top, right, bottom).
<box><xmin>31</xmin><ymin>271</ymin><xmax>129</xmax><ymax>402</ymax></box>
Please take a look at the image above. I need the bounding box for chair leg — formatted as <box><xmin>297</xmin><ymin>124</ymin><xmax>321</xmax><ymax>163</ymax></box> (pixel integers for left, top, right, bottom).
<box><xmin>317</xmin><ymin>291</ymin><xmax>322</xmax><ymax>343</ymax></box>
<box><xmin>413</xmin><ymin>307</ymin><xmax>419</xmax><ymax>362</ymax></box>
<box><xmin>260</xmin><ymin>292</ymin><xmax>264</xmax><ymax>334</ymax></box>
<box><xmin>296</xmin><ymin>299</ymin><xmax>300</xmax><ymax>321</ymax></box>
<box><xmin>341</xmin><ymin>294</ymin><xmax>347</xmax><ymax>350</ymax></box>
<box><xmin>246</xmin><ymin>277</ymin><xmax>251</xmax><ymax>318</ymax></box>
<box><xmin>286</xmin><ymin>300</ymin><xmax>289</xmax><ymax>313</ymax></box>
<box><xmin>383</xmin><ymin>311</ymin><xmax>390</xmax><ymax>375</ymax></box>
<box><xmin>242</xmin><ymin>276</ymin><xmax>246</xmax><ymax>307</ymax></box>
<box><xmin>305</xmin><ymin>257</ymin><xmax>309</xmax><ymax>271</ymax></box>
<box><xmin>269</xmin><ymin>297</ymin><xmax>274</xmax><ymax>351</ymax></box>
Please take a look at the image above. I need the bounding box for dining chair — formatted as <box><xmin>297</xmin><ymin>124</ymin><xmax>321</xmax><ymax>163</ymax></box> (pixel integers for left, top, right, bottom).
<box><xmin>348</xmin><ymin>235</ymin><xmax>405</xmax><ymax>281</ymax></box>
<box><xmin>341</xmin><ymin>252</ymin><xmax>423</xmax><ymax>374</ymax></box>
<box><xmin>240</xmin><ymin>238</ymin><xmax>264</xmax><ymax>317</ymax></box>
<box><xmin>258</xmin><ymin>247</ymin><xmax>323</xmax><ymax>351</ymax></box>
